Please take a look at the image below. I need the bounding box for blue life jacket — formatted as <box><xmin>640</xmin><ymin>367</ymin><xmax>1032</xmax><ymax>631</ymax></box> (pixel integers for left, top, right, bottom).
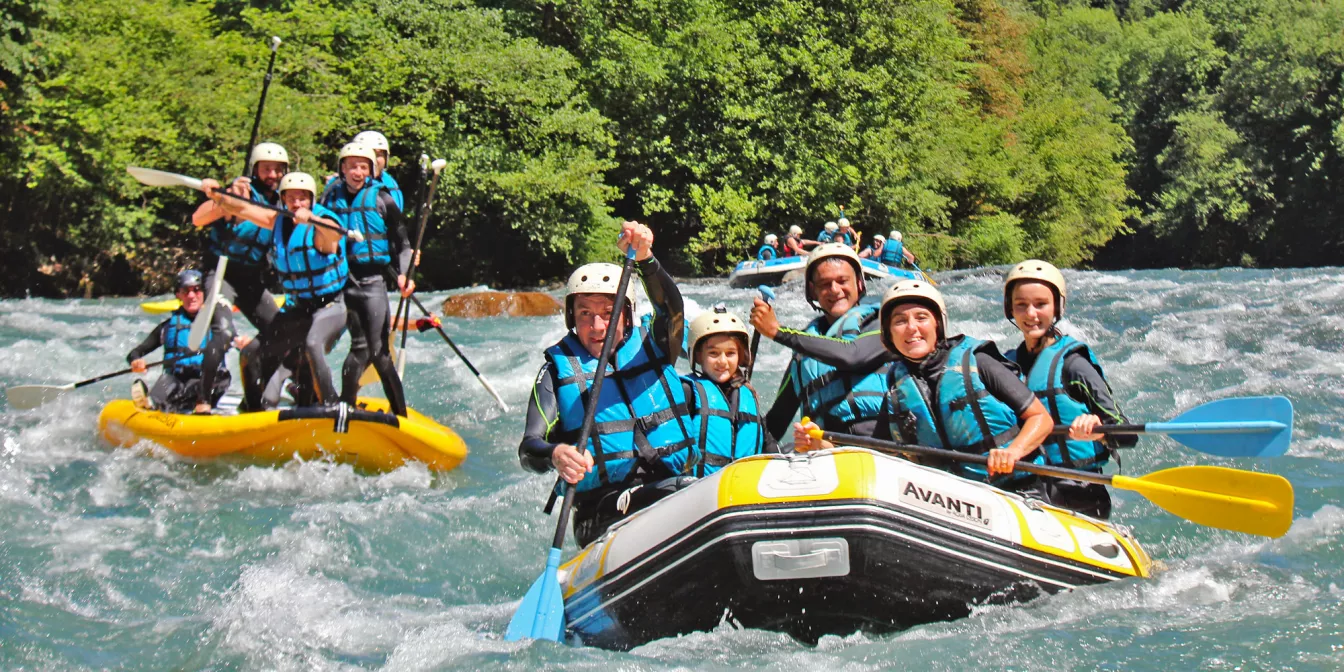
<box><xmin>376</xmin><ymin>171</ymin><xmax>404</xmax><ymax>212</ymax></box>
<box><xmin>787</xmin><ymin>304</ymin><xmax>891</xmax><ymax>432</ymax></box>
<box><xmin>757</xmin><ymin>245</ymin><xmax>777</xmax><ymax>261</ymax></box>
<box><xmin>208</xmin><ymin>182</ymin><xmax>276</xmax><ymax>266</ymax></box>
<box><xmin>836</xmin><ymin>230</ymin><xmax>856</xmax><ymax>246</ymax></box>
<box><xmin>682</xmin><ymin>375</ymin><xmax>763</xmax><ymax>477</ymax></box>
<box><xmin>880</xmin><ymin>240</ymin><xmax>904</xmax><ymax>266</ymax></box>
<box><xmin>816</xmin><ymin>231</ymin><xmax>835</xmax><ymax>244</ymax></box>
<box><xmin>272</xmin><ymin>203</ymin><xmax>348</xmax><ymax>300</ymax></box>
<box><xmin>1006</xmin><ymin>335</ymin><xmax>1110</xmax><ymax>471</ymax></box>
<box><xmin>160</xmin><ymin>309</ymin><xmax>226</xmax><ymax>377</ymax></box>
<box><xmin>321</xmin><ymin>180</ymin><xmax>393</xmax><ymax>267</ymax></box>
<box><xmin>884</xmin><ymin>336</ymin><xmax>1038</xmax><ymax>485</ymax></box>
<box><xmin>544</xmin><ymin>317</ymin><xmax>697</xmax><ymax>495</ymax></box>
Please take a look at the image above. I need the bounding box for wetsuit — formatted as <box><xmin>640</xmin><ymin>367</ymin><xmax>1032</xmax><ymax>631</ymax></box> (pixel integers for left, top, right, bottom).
<box><xmin>126</xmin><ymin>308</ymin><xmax>236</xmax><ymax>412</ymax></box>
<box><xmin>519</xmin><ymin>256</ymin><xmax>689</xmax><ymax>547</ymax></box>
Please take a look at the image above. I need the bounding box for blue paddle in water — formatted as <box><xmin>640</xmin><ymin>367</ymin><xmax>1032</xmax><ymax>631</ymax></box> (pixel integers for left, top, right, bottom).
<box><xmin>506</xmin><ymin>243</ymin><xmax>639</xmax><ymax>643</ymax></box>
<box><xmin>1048</xmin><ymin>396</ymin><xmax>1293</xmax><ymax>458</ymax></box>
<box><xmin>746</xmin><ymin>285</ymin><xmax>776</xmax><ymax>382</ymax></box>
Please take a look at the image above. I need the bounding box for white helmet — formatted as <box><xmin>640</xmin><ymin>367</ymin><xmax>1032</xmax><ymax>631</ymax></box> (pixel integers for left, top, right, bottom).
<box><xmin>837</xmin><ymin>217</ymin><xmax>851</xmax><ymax>229</ymax></box>
<box><xmin>688</xmin><ymin>305</ymin><xmax>749</xmax><ymax>373</ymax></box>
<box><xmin>352</xmin><ymin>130</ymin><xmax>390</xmax><ymax>153</ymax></box>
<box><xmin>890</xmin><ymin>231</ymin><xmax>903</xmax><ymax>242</ymax></box>
<box><xmin>880</xmin><ymin>279</ymin><xmax>948</xmax><ymax>352</ymax></box>
<box><xmin>764</xmin><ymin>233</ymin><xmax>778</xmax><ymax>244</ymax></box>
<box><xmin>278</xmin><ymin>172</ymin><xmax>317</xmax><ymax>198</ymax></box>
<box><xmin>564</xmin><ymin>262</ymin><xmax>638</xmax><ymax>330</ymax></box>
<box><xmin>1003</xmin><ymin>259</ymin><xmax>1067</xmax><ymax>320</ymax></box>
<box><xmin>804</xmin><ymin>243</ymin><xmax>866</xmax><ymax>309</ymax></box>
<box><xmin>788</xmin><ymin>225</ymin><xmax>803</xmax><ymax>236</ymax></box>
<box><xmin>338</xmin><ymin>142</ymin><xmax>377</xmax><ymax>168</ymax></box>
<box><xmin>824</xmin><ymin>221</ymin><xmax>839</xmax><ymax>233</ymax></box>
<box><xmin>248</xmin><ymin>142</ymin><xmax>289</xmax><ymax>172</ymax></box>
<box><xmin>873</xmin><ymin>234</ymin><xmax>886</xmax><ymax>243</ymax></box>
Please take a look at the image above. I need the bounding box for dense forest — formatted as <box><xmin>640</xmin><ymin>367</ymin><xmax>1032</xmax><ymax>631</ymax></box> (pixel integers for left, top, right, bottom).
<box><xmin>0</xmin><ymin>0</ymin><xmax>1340</xmax><ymax>295</ymax></box>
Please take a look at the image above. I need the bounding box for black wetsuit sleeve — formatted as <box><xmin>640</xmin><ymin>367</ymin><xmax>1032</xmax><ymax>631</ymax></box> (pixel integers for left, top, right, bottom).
<box><xmin>1062</xmin><ymin>352</ymin><xmax>1137</xmax><ymax>448</ymax></box>
<box><xmin>975</xmin><ymin>352</ymin><xmax>1036</xmax><ymax>417</ymax></box>
<box><xmin>637</xmin><ymin>256</ymin><xmax>684</xmax><ymax>365</ymax></box>
<box><xmin>765</xmin><ymin>364</ymin><xmax>802</xmax><ymax>441</ymax></box>
<box><xmin>772</xmin><ymin>312</ymin><xmax>889</xmax><ymax>371</ymax></box>
<box><xmin>519</xmin><ymin>362</ymin><xmax>564</xmax><ymax>473</ymax></box>
<box><xmin>380</xmin><ymin>191</ymin><xmax>412</xmax><ymax>277</ymax></box>
<box><xmin>126</xmin><ymin>322</ymin><xmax>165</xmax><ymax>363</ymax></box>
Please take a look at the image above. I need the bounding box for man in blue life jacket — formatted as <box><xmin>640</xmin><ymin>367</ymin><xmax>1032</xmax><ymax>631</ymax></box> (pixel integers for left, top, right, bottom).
<box><xmin>859</xmin><ymin>234</ymin><xmax>886</xmax><ymax>259</ymax></box>
<box><xmin>189</xmin><ymin>142</ymin><xmax>287</xmax><ymax>410</ymax></box>
<box><xmin>816</xmin><ymin>221</ymin><xmax>839</xmax><ymax>244</ymax></box>
<box><xmin>127</xmin><ymin>270</ymin><xmax>241</xmax><ymax>413</ymax></box>
<box><xmin>518</xmin><ymin>221</ymin><xmax>696</xmax><ymax>547</ymax></box>
<box><xmin>757</xmin><ymin>233</ymin><xmax>780</xmax><ymax>260</ymax></box>
<box><xmin>879</xmin><ymin>230</ymin><xmax>916</xmax><ymax>268</ymax></box>
<box><xmin>750</xmin><ymin>243</ymin><xmax>893</xmax><ymax>441</ymax></box>
<box><xmin>835</xmin><ymin>216</ymin><xmax>857</xmax><ymax>248</ymax></box>
<box><xmin>351</xmin><ymin>130</ymin><xmax>404</xmax><ymax>211</ymax></box>
<box><xmin>320</xmin><ymin>142</ymin><xmax>413</xmax><ymax>416</ymax></box>
<box><xmin>201</xmin><ymin>173</ymin><xmax>349</xmax><ymax>409</ymax></box>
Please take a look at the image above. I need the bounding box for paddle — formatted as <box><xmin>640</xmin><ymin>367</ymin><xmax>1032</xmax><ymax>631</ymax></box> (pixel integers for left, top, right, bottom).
<box><xmin>394</xmin><ymin>158</ymin><xmax>448</xmax><ymax>377</ymax></box>
<box><xmin>506</xmin><ymin>244</ymin><xmax>639</xmax><ymax>642</ymax></box>
<box><xmin>1049</xmin><ymin>396</ymin><xmax>1293</xmax><ymax>458</ymax></box>
<box><xmin>7</xmin><ymin>358</ymin><xmax>177</xmax><ymax>410</ymax></box>
<box><xmin>126</xmin><ymin>167</ymin><xmax>361</xmax><ymax>242</ymax></box>
<box><xmin>404</xmin><ymin>293</ymin><xmax>509</xmax><ymax>412</ymax></box>
<box><xmin>808</xmin><ymin>428</ymin><xmax>1294</xmax><ymax>538</ymax></box>
<box><xmin>745</xmin><ymin>284</ymin><xmax>775</xmax><ymax>381</ymax></box>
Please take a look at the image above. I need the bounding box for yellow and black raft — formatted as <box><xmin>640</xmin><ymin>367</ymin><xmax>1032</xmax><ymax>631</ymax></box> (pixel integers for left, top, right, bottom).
<box><xmin>559</xmin><ymin>448</ymin><xmax>1151</xmax><ymax>649</ymax></box>
<box><xmin>98</xmin><ymin>398</ymin><xmax>467</xmax><ymax>472</ymax></box>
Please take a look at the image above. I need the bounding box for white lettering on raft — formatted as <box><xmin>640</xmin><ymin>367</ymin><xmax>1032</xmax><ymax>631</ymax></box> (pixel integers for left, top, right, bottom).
<box><xmin>900</xmin><ymin>481</ymin><xmax>991</xmax><ymax>527</ymax></box>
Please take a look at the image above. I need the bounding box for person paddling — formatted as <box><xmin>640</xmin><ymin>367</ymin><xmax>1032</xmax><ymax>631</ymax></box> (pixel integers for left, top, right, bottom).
<box><xmin>127</xmin><ymin>270</ymin><xmax>240</xmax><ymax>414</ymax></box>
<box><xmin>320</xmin><ymin>142</ymin><xmax>412</xmax><ymax>416</ymax></box>
<box><xmin>678</xmin><ymin>306</ymin><xmax>779</xmax><ymax>477</ymax></box>
<box><xmin>757</xmin><ymin>234</ymin><xmax>780</xmax><ymax>261</ymax></box>
<box><xmin>751</xmin><ymin>244</ymin><xmax>892</xmax><ymax>442</ymax></box>
<box><xmin>1003</xmin><ymin>260</ymin><xmax>1133</xmax><ymax>518</ymax></box>
<box><xmin>518</xmin><ymin>221</ymin><xmax>696</xmax><ymax>547</ymax></box>
<box><xmin>794</xmin><ymin>280</ymin><xmax>1053</xmax><ymax>490</ymax></box>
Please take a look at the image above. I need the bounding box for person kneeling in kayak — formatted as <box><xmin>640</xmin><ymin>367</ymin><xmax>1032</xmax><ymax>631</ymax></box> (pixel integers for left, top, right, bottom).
<box><xmin>518</xmin><ymin>221</ymin><xmax>697</xmax><ymax>547</ymax></box>
<box><xmin>127</xmin><ymin>270</ymin><xmax>241</xmax><ymax>414</ymax></box>
<box><xmin>794</xmin><ymin>280</ymin><xmax>1053</xmax><ymax>490</ymax></box>
<box><xmin>1003</xmin><ymin>260</ymin><xmax>1134</xmax><ymax>518</ymax></box>
<box><xmin>678</xmin><ymin>306</ymin><xmax>779</xmax><ymax>477</ymax></box>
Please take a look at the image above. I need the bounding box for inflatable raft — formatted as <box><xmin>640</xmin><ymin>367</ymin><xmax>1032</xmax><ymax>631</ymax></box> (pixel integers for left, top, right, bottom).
<box><xmin>559</xmin><ymin>448</ymin><xmax>1150</xmax><ymax>649</ymax></box>
<box><xmin>727</xmin><ymin>256</ymin><xmax>923</xmax><ymax>288</ymax></box>
<box><xmin>98</xmin><ymin>398</ymin><xmax>467</xmax><ymax>472</ymax></box>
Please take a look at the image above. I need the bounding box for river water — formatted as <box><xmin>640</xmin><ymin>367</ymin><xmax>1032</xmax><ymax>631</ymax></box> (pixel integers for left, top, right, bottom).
<box><xmin>1</xmin><ymin>268</ymin><xmax>1342</xmax><ymax>670</ymax></box>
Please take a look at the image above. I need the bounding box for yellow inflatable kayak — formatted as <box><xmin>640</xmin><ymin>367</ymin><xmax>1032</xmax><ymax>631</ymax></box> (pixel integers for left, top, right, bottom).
<box><xmin>98</xmin><ymin>398</ymin><xmax>467</xmax><ymax>472</ymax></box>
<box><xmin>140</xmin><ymin>294</ymin><xmax>286</xmax><ymax>314</ymax></box>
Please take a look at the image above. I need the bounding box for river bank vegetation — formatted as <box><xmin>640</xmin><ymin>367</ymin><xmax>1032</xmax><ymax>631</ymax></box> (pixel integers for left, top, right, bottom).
<box><xmin>1</xmin><ymin>0</ymin><xmax>1340</xmax><ymax>295</ymax></box>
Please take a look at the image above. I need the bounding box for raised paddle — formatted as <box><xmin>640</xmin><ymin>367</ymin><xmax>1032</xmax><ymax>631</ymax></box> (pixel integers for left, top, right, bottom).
<box><xmin>809</xmin><ymin>428</ymin><xmax>1295</xmax><ymax>538</ymax></box>
<box><xmin>7</xmin><ymin>358</ymin><xmax>177</xmax><ymax>410</ymax></box>
<box><xmin>394</xmin><ymin>158</ymin><xmax>448</xmax><ymax>377</ymax></box>
<box><xmin>1049</xmin><ymin>396</ymin><xmax>1293</xmax><ymax>458</ymax></box>
<box><xmin>404</xmin><ymin>293</ymin><xmax>509</xmax><ymax>412</ymax></box>
<box><xmin>745</xmin><ymin>284</ymin><xmax>775</xmax><ymax>381</ymax></box>
<box><xmin>507</xmin><ymin>244</ymin><xmax>639</xmax><ymax>642</ymax></box>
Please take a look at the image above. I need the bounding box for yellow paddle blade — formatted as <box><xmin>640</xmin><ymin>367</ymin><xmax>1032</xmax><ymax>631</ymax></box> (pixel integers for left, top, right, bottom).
<box><xmin>1115</xmin><ymin>466</ymin><xmax>1294</xmax><ymax>538</ymax></box>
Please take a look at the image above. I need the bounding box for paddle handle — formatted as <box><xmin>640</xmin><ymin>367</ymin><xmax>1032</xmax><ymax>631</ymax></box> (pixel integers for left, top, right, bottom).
<box><xmin>552</xmin><ymin>245</ymin><xmax>639</xmax><ymax>551</ymax></box>
<box><xmin>746</xmin><ymin>285</ymin><xmax>775</xmax><ymax>381</ymax></box>
<box><xmin>405</xmin><ymin>292</ymin><xmax>509</xmax><ymax>412</ymax></box>
<box><xmin>815</xmin><ymin>429</ymin><xmax>1112</xmax><ymax>487</ymax></box>
<box><xmin>241</xmin><ymin>36</ymin><xmax>281</xmax><ymax>176</ymax></box>
<box><xmin>75</xmin><ymin>359</ymin><xmax>170</xmax><ymax>389</ymax></box>
<box><xmin>208</xmin><ymin>188</ymin><xmax>358</xmax><ymax>240</ymax></box>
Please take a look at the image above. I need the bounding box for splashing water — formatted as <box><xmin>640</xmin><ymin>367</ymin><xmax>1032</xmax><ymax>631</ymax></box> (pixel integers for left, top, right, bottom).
<box><xmin>2</xmin><ymin>268</ymin><xmax>1343</xmax><ymax>670</ymax></box>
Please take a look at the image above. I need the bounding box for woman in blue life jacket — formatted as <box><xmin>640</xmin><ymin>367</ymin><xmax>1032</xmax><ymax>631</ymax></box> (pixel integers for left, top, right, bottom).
<box><xmin>757</xmin><ymin>234</ymin><xmax>780</xmax><ymax>261</ymax></box>
<box><xmin>204</xmin><ymin>173</ymin><xmax>350</xmax><ymax>410</ymax></box>
<box><xmin>518</xmin><ymin>221</ymin><xmax>696</xmax><ymax>547</ymax></box>
<box><xmin>352</xmin><ymin>130</ymin><xmax>404</xmax><ymax>211</ymax></box>
<box><xmin>127</xmin><ymin>270</ymin><xmax>240</xmax><ymax>413</ymax></box>
<box><xmin>679</xmin><ymin>306</ymin><xmax>780</xmax><ymax>477</ymax></box>
<box><xmin>795</xmin><ymin>280</ymin><xmax>1053</xmax><ymax>490</ymax></box>
<box><xmin>321</xmin><ymin>142</ymin><xmax>413</xmax><ymax>416</ymax></box>
<box><xmin>859</xmin><ymin>234</ymin><xmax>885</xmax><ymax>259</ymax></box>
<box><xmin>1003</xmin><ymin>260</ymin><xmax>1134</xmax><ymax>519</ymax></box>
<box><xmin>751</xmin><ymin>243</ymin><xmax>893</xmax><ymax>443</ymax></box>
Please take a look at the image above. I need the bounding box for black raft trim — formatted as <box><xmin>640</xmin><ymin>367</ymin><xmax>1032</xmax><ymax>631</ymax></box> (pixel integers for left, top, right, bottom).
<box><xmin>278</xmin><ymin>405</ymin><xmax>401</xmax><ymax>429</ymax></box>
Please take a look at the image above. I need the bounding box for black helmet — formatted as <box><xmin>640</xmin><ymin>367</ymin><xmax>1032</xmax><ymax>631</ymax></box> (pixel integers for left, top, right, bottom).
<box><xmin>176</xmin><ymin>269</ymin><xmax>204</xmax><ymax>290</ymax></box>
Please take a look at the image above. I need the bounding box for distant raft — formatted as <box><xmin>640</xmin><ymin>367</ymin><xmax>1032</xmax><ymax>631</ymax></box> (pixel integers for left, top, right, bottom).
<box><xmin>560</xmin><ymin>448</ymin><xmax>1151</xmax><ymax>649</ymax></box>
<box><xmin>727</xmin><ymin>256</ymin><xmax>925</xmax><ymax>288</ymax></box>
<box><xmin>97</xmin><ymin>397</ymin><xmax>467</xmax><ymax>472</ymax></box>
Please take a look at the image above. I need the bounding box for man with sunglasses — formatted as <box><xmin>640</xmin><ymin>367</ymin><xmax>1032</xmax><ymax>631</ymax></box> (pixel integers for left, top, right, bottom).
<box><xmin>126</xmin><ymin>270</ymin><xmax>243</xmax><ymax>413</ymax></box>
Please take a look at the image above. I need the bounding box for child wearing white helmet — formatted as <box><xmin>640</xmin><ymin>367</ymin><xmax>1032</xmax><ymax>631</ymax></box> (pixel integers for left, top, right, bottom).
<box><xmin>756</xmin><ymin>233</ymin><xmax>781</xmax><ymax>261</ymax></box>
<box><xmin>519</xmin><ymin>221</ymin><xmax>696</xmax><ymax>547</ymax></box>
<box><xmin>1002</xmin><ymin>260</ymin><xmax>1132</xmax><ymax>518</ymax></box>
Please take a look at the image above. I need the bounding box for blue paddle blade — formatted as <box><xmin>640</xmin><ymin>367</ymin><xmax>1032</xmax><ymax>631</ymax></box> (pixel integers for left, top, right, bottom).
<box><xmin>505</xmin><ymin>547</ymin><xmax>566</xmax><ymax>642</ymax></box>
<box><xmin>1151</xmin><ymin>396</ymin><xmax>1294</xmax><ymax>458</ymax></box>
<box><xmin>758</xmin><ymin>285</ymin><xmax>776</xmax><ymax>303</ymax></box>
